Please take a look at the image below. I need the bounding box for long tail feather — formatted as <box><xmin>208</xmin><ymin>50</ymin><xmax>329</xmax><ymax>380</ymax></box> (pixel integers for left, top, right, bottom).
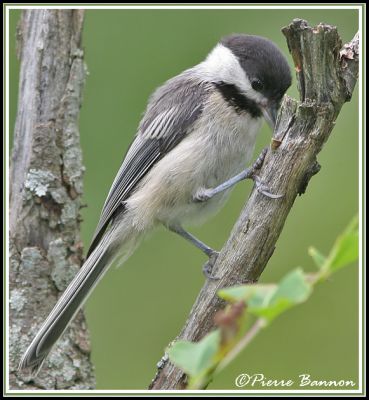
<box><xmin>19</xmin><ymin>224</ymin><xmax>126</xmax><ymax>375</ymax></box>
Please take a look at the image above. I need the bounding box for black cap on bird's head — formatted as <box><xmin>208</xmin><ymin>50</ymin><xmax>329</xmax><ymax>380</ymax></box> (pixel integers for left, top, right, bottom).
<box><xmin>221</xmin><ymin>34</ymin><xmax>292</xmax><ymax>128</ymax></box>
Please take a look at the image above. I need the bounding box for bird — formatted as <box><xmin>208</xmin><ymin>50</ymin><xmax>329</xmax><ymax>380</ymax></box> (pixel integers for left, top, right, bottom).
<box><xmin>19</xmin><ymin>33</ymin><xmax>291</xmax><ymax>374</ymax></box>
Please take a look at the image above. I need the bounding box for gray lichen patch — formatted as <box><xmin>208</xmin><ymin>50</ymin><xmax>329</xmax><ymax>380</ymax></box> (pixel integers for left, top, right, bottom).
<box><xmin>46</xmin><ymin>337</ymin><xmax>80</xmax><ymax>388</ymax></box>
<box><xmin>59</xmin><ymin>362</ymin><xmax>77</xmax><ymax>387</ymax></box>
<box><xmin>50</xmin><ymin>187</ymin><xmax>68</xmax><ymax>205</ymax></box>
<box><xmin>48</xmin><ymin>344</ymin><xmax>66</xmax><ymax>369</ymax></box>
<box><xmin>59</xmin><ymin>59</ymin><xmax>85</xmax><ymax>196</ymax></box>
<box><xmin>24</xmin><ymin>169</ymin><xmax>57</xmax><ymax>197</ymax></box>
<box><xmin>61</xmin><ymin>201</ymin><xmax>79</xmax><ymax>228</ymax></box>
<box><xmin>18</xmin><ymin>247</ymin><xmax>51</xmax><ymax>296</ymax></box>
<box><xmin>9</xmin><ymin>324</ymin><xmax>22</xmax><ymax>357</ymax></box>
<box><xmin>24</xmin><ymin>169</ymin><xmax>70</xmax><ymax>207</ymax></box>
<box><xmin>10</xmin><ymin>288</ymin><xmax>26</xmax><ymax>312</ymax></box>
<box><xmin>63</xmin><ymin>145</ymin><xmax>84</xmax><ymax>195</ymax></box>
<box><xmin>20</xmin><ymin>247</ymin><xmax>44</xmax><ymax>271</ymax></box>
<box><xmin>48</xmin><ymin>239</ymin><xmax>79</xmax><ymax>291</ymax></box>
<box><xmin>71</xmin><ymin>47</ymin><xmax>84</xmax><ymax>59</ymax></box>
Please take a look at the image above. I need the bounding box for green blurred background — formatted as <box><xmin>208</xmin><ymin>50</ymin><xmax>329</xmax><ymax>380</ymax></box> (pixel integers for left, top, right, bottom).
<box><xmin>9</xmin><ymin>8</ymin><xmax>359</xmax><ymax>390</ymax></box>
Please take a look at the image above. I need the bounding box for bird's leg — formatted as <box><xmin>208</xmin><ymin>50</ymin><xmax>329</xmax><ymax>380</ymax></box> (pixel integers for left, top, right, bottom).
<box><xmin>168</xmin><ymin>224</ymin><xmax>216</xmax><ymax>257</ymax></box>
<box><xmin>193</xmin><ymin>147</ymin><xmax>283</xmax><ymax>202</ymax></box>
<box><xmin>167</xmin><ymin>224</ymin><xmax>220</xmax><ymax>280</ymax></box>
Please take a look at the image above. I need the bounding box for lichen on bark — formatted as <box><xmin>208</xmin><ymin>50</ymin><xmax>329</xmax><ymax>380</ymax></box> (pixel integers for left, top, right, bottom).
<box><xmin>9</xmin><ymin>10</ymin><xmax>95</xmax><ymax>390</ymax></box>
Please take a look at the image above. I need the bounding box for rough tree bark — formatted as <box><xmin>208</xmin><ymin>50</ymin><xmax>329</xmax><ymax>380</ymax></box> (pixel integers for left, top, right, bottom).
<box><xmin>149</xmin><ymin>20</ymin><xmax>359</xmax><ymax>390</ymax></box>
<box><xmin>9</xmin><ymin>10</ymin><xmax>95</xmax><ymax>389</ymax></box>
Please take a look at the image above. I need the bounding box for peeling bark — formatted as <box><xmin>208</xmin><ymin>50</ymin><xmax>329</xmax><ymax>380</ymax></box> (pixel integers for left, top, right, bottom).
<box><xmin>9</xmin><ymin>10</ymin><xmax>95</xmax><ymax>390</ymax></box>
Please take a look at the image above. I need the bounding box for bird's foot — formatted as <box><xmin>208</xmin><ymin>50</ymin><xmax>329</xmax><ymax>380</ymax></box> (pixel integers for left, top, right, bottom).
<box><xmin>252</xmin><ymin>174</ymin><xmax>284</xmax><ymax>199</ymax></box>
<box><xmin>202</xmin><ymin>251</ymin><xmax>220</xmax><ymax>280</ymax></box>
<box><xmin>193</xmin><ymin>188</ymin><xmax>214</xmax><ymax>203</ymax></box>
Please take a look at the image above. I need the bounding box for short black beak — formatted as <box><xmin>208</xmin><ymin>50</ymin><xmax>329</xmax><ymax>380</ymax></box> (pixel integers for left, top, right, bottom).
<box><xmin>262</xmin><ymin>102</ymin><xmax>279</xmax><ymax>131</ymax></box>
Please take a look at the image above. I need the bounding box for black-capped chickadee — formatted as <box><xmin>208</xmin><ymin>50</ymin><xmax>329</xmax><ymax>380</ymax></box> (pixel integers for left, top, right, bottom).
<box><xmin>19</xmin><ymin>34</ymin><xmax>291</xmax><ymax>373</ymax></box>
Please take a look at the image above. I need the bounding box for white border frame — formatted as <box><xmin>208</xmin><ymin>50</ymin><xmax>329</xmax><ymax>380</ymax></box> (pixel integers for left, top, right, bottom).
<box><xmin>4</xmin><ymin>3</ymin><xmax>364</xmax><ymax>396</ymax></box>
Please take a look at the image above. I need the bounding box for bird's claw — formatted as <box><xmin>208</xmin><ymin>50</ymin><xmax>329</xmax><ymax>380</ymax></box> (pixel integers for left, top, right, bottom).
<box><xmin>253</xmin><ymin>175</ymin><xmax>284</xmax><ymax>199</ymax></box>
<box><xmin>194</xmin><ymin>188</ymin><xmax>213</xmax><ymax>203</ymax></box>
<box><xmin>202</xmin><ymin>251</ymin><xmax>220</xmax><ymax>280</ymax></box>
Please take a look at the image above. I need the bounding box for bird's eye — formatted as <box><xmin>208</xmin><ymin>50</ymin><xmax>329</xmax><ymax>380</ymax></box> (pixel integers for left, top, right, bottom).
<box><xmin>251</xmin><ymin>79</ymin><xmax>264</xmax><ymax>91</ymax></box>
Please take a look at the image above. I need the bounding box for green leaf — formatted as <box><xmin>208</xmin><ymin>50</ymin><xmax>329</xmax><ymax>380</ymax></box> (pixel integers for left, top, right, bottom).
<box><xmin>167</xmin><ymin>330</ymin><xmax>220</xmax><ymax>377</ymax></box>
<box><xmin>218</xmin><ymin>284</ymin><xmax>275</xmax><ymax>303</ymax></box>
<box><xmin>218</xmin><ymin>269</ymin><xmax>312</xmax><ymax>324</ymax></box>
<box><xmin>248</xmin><ymin>268</ymin><xmax>312</xmax><ymax>322</ymax></box>
<box><xmin>324</xmin><ymin>215</ymin><xmax>359</xmax><ymax>273</ymax></box>
<box><xmin>308</xmin><ymin>246</ymin><xmax>327</xmax><ymax>269</ymax></box>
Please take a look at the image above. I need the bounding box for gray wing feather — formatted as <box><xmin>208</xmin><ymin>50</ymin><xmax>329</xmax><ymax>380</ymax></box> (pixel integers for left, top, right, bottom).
<box><xmin>87</xmin><ymin>73</ymin><xmax>209</xmax><ymax>255</ymax></box>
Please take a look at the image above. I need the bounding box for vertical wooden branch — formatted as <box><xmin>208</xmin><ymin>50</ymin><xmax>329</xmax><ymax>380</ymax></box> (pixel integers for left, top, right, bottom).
<box><xmin>149</xmin><ymin>20</ymin><xmax>359</xmax><ymax>390</ymax></box>
<box><xmin>9</xmin><ymin>10</ymin><xmax>95</xmax><ymax>389</ymax></box>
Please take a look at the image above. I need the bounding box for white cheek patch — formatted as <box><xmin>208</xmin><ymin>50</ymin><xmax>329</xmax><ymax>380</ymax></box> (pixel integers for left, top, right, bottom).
<box><xmin>195</xmin><ymin>43</ymin><xmax>267</xmax><ymax>105</ymax></box>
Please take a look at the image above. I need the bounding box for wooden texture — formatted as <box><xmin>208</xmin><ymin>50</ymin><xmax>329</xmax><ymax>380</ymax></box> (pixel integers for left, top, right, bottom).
<box><xmin>9</xmin><ymin>10</ymin><xmax>95</xmax><ymax>389</ymax></box>
<box><xmin>149</xmin><ymin>19</ymin><xmax>359</xmax><ymax>390</ymax></box>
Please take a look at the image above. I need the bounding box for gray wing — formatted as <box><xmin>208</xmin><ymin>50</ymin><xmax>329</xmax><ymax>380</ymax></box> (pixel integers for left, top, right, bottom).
<box><xmin>87</xmin><ymin>74</ymin><xmax>209</xmax><ymax>255</ymax></box>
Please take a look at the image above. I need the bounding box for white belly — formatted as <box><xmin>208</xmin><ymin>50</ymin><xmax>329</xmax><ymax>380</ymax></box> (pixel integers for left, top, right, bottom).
<box><xmin>126</xmin><ymin>91</ymin><xmax>263</xmax><ymax>230</ymax></box>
